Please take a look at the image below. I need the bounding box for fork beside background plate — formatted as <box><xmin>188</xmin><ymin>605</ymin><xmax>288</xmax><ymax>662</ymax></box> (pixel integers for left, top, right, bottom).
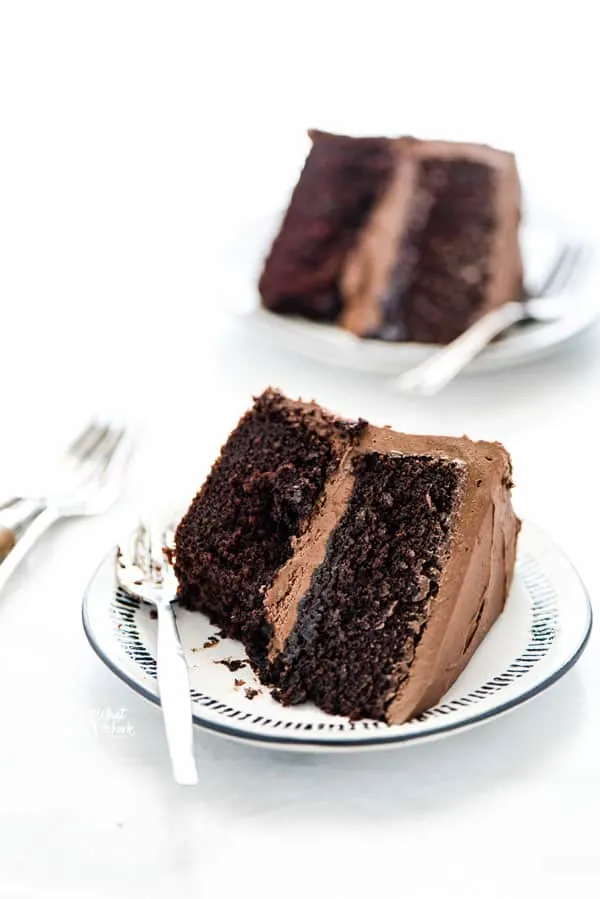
<box><xmin>392</xmin><ymin>243</ymin><xmax>587</xmax><ymax>395</ymax></box>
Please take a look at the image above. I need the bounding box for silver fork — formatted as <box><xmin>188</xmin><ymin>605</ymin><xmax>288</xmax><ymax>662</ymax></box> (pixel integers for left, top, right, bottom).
<box><xmin>391</xmin><ymin>243</ymin><xmax>584</xmax><ymax>396</ymax></box>
<box><xmin>0</xmin><ymin>421</ymin><xmax>132</xmax><ymax>594</ymax></box>
<box><xmin>116</xmin><ymin>520</ymin><xmax>198</xmax><ymax>786</ymax></box>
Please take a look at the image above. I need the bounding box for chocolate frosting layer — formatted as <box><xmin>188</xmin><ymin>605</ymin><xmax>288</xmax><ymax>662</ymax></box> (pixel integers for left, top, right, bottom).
<box><xmin>265</xmin><ymin>445</ymin><xmax>358</xmax><ymax>661</ymax></box>
<box><xmin>263</xmin><ymin>404</ymin><xmax>520</xmax><ymax>724</ymax></box>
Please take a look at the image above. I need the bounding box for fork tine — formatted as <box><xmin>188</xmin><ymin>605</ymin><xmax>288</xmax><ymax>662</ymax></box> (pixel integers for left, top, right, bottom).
<box><xmin>37</xmin><ymin>421</ymin><xmax>109</xmax><ymax>496</ymax></box>
<box><xmin>65</xmin><ymin>421</ymin><xmax>107</xmax><ymax>462</ymax></box>
<box><xmin>131</xmin><ymin>519</ymin><xmax>150</xmax><ymax>572</ymax></box>
<box><xmin>538</xmin><ymin>243</ymin><xmax>582</xmax><ymax>296</ymax></box>
<box><xmin>98</xmin><ymin>427</ymin><xmax>134</xmax><ymax>484</ymax></box>
<box><xmin>550</xmin><ymin>244</ymin><xmax>583</xmax><ymax>295</ymax></box>
<box><xmin>163</xmin><ymin>523</ymin><xmax>176</xmax><ymax>552</ymax></box>
<box><xmin>537</xmin><ymin>245</ymin><xmax>571</xmax><ymax>295</ymax></box>
<box><xmin>148</xmin><ymin>523</ymin><xmax>164</xmax><ymax>578</ymax></box>
<box><xmin>93</xmin><ymin>426</ymin><xmax>128</xmax><ymax>476</ymax></box>
<box><xmin>66</xmin><ymin>423</ymin><xmax>130</xmax><ymax>494</ymax></box>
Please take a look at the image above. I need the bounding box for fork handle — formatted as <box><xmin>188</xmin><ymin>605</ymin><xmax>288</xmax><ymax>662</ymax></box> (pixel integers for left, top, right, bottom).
<box><xmin>0</xmin><ymin>503</ymin><xmax>56</xmax><ymax>596</ymax></box>
<box><xmin>0</xmin><ymin>526</ymin><xmax>16</xmax><ymax>563</ymax></box>
<box><xmin>156</xmin><ymin>602</ymin><xmax>198</xmax><ymax>785</ymax></box>
<box><xmin>0</xmin><ymin>498</ymin><xmax>46</xmax><ymax>536</ymax></box>
<box><xmin>392</xmin><ymin>302</ymin><xmax>526</xmax><ymax>396</ymax></box>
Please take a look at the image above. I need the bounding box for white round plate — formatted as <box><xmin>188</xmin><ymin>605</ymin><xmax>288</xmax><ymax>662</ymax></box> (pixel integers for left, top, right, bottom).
<box><xmin>222</xmin><ymin>202</ymin><xmax>600</xmax><ymax>376</ymax></box>
<box><xmin>83</xmin><ymin>520</ymin><xmax>591</xmax><ymax>752</ymax></box>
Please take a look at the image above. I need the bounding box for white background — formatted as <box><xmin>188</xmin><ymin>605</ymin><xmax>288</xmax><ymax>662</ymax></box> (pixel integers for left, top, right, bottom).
<box><xmin>1</xmin><ymin>2</ymin><xmax>599</xmax><ymax>896</ymax></box>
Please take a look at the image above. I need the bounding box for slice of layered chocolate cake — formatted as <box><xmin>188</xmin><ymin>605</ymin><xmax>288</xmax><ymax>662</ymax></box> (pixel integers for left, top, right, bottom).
<box><xmin>259</xmin><ymin>131</ymin><xmax>523</xmax><ymax>345</ymax></box>
<box><xmin>174</xmin><ymin>390</ymin><xmax>520</xmax><ymax>723</ymax></box>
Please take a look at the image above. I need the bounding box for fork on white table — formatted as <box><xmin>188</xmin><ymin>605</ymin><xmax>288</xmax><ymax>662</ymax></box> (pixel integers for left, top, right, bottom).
<box><xmin>0</xmin><ymin>421</ymin><xmax>132</xmax><ymax>594</ymax></box>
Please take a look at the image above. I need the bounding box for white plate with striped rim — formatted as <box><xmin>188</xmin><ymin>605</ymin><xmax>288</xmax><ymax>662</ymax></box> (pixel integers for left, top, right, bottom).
<box><xmin>82</xmin><ymin>519</ymin><xmax>591</xmax><ymax>752</ymax></box>
<box><xmin>221</xmin><ymin>200</ymin><xmax>600</xmax><ymax>376</ymax></box>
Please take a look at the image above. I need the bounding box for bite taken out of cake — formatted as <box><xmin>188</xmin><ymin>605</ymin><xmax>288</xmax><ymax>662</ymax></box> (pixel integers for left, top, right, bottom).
<box><xmin>259</xmin><ymin>130</ymin><xmax>523</xmax><ymax>345</ymax></box>
<box><xmin>174</xmin><ymin>390</ymin><xmax>520</xmax><ymax>724</ymax></box>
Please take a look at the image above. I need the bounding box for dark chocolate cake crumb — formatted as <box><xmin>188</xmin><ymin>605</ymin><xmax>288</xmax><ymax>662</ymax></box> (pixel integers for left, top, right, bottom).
<box><xmin>215</xmin><ymin>658</ymin><xmax>248</xmax><ymax>673</ymax></box>
<box><xmin>272</xmin><ymin>453</ymin><xmax>464</xmax><ymax>720</ymax></box>
<box><xmin>382</xmin><ymin>159</ymin><xmax>497</xmax><ymax>344</ymax></box>
<box><xmin>202</xmin><ymin>635</ymin><xmax>220</xmax><ymax>649</ymax></box>
<box><xmin>234</xmin><ymin>678</ymin><xmax>245</xmax><ymax>688</ymax></box>
<box><xmin>174</xmin><ymin>389</ymin><xmax>365</xmax><ymax>671</ymax></box>
<box><xmin>259</xmin><ymin>132</ymin><xmax>396</xmax><ymax>322</ymax></box>
<box><xmin>244</xmin><ymin>688</ymin><xmax>259</xmax><ymax>700</ymax></box>
<box><xmin>149</xmin><ymin>608</ymin><xmax>158</xmax><ymax>620</ymax></box>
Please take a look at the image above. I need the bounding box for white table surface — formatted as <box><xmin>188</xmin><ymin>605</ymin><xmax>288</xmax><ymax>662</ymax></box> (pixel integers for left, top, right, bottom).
<box><xmin>1</xmin><ymin>3</ymin><xmax>600</xmax><ymax>896</ymax></box>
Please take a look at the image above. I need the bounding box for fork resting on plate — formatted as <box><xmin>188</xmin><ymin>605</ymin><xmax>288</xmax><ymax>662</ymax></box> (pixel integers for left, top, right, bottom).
<box><xmin>392</xmin><ymin>242</ymin><xmax>585</xmax><ymax>395</ymax></box>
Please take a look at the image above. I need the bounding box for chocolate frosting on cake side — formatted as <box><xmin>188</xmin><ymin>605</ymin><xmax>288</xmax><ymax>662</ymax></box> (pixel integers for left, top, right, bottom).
<box><xmin>365</xmin><ymin>426</ymin><xmax>520</xmax><ymax>724</ymax></box>
<box><xmin>263</xmin><ymin>413</ymin><xmax>520</xmax><ymax>725</ymax></box>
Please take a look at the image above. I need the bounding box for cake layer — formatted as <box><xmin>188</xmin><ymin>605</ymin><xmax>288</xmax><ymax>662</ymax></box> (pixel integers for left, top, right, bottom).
<box><xmin>270</xmin><ymin>452</ymin><xmax>466</xmax><ymax>720</ymax></box>
<box><xmin>259</xmin><ymin>131</ymin><xmax>397</xmax><ymax>322</ymax></box>
<box><xmin>173</xmin><ymin>390</ymin><xmax>365</xmax><ymax>666</ymax></box>
<box><xmin>264</xmin><ymin>422</ymin><xmax>519</xmax><ymax>723</ymax></box>
<box><xmin>344</xmin><ymin>139</ymin><xmax>523</xmax><ymax>343</ymax></box>
<box><xmin>375</xmin><ymin>158</ymin><xmax>496</xmax><ymax>342</ymax></box>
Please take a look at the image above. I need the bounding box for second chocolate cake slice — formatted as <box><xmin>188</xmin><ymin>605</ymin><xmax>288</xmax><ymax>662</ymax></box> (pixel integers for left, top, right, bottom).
<box><xmin>259</xmin><ymin>131</ymin><xmax>523</xmax><ymax>345</ymax></box>
<box><xmin>174</xmin><ymin>390</ymin><xmax>520</xmax><ymax>723</ymax></box>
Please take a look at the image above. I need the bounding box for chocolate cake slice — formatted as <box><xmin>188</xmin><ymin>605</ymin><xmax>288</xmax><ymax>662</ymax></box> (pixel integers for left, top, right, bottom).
<box><xmin>259</xmin><ymin>131</ymin><xmax>523</xmax><ymax>345</ymax></box>
<box><xmin>174</xmin><ymin>390</ymin><xmax>520</xmax><ymax>723</ymax></box>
